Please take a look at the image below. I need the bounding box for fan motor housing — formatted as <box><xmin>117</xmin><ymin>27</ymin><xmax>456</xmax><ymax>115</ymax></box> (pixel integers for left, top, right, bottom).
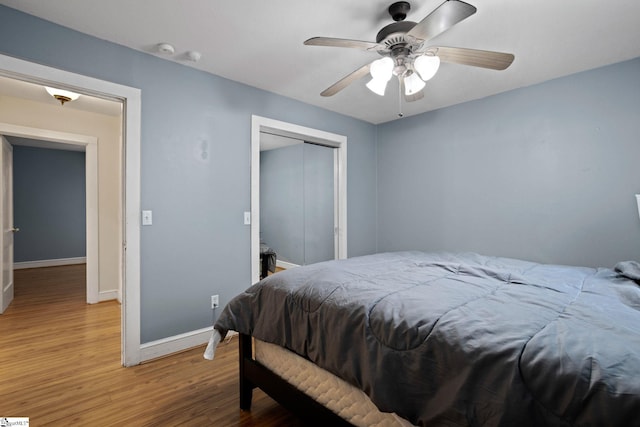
<box><xmin>376</xmin><ymin>21</ymin><xmax>417</xmax><ymax>45</ymax></box>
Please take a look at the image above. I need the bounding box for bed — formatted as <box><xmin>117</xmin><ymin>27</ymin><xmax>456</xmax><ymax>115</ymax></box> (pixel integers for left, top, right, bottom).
<box><xmin>205</xmin><ymin>251</ymin><xmax>640</xmax><ymax>426</ymax></box>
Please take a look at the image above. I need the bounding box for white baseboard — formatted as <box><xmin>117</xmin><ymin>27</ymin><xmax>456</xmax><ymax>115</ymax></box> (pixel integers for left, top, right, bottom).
<box><xmin>140</xmin><ymin>326</ymin><xmax>214</xmax><ymax>362</ymax></box>
<box><xmin>14</xmin><ymin>257</ymin><xmax>87</xmax><ymax>270</ymax></box>
<box><xmin>99</xmin><ymin>290</ymin><xmax>119</xmax><ymax>302</ymax></box>
<box><xmin>139</xmin><ymin>328</ymin><xmax>239</xmax><ymax>363</ymax></box>
<box><xmin>276</xmin><ymin>260</ymin><xmax>299</xmax><ymax>270</ymax></box>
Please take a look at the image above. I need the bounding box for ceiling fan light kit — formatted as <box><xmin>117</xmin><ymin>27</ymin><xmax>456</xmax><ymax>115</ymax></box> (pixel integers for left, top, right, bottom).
<box><xmin>366</xmin><ymin>57</ymin><xmax>394</xmax><ymax>96</ymax></box>
<box><xmin>414</xmin><ymin>54</ymin><xmax>440</xmax><ymax>81</ymax></box>
<box><xmin>366</xmin><ymin>78</ymin><xmax>388</xmax><ymax>96</ymax></box>
<box><xmin>304</xmin><ymin>0</ymin><xmax>514</xmax><ymax>109</ymax></box>
<box><xmin>404</xmin><ymin>71</ymin><xmax>426</xmax><ymax>95</ymax></box>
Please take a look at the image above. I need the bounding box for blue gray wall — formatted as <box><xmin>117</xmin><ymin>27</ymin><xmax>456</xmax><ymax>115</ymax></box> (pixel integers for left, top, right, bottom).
<box><xmin>260</xmin><ymin>143</ymin><xmax>335</xmax><ymax>265</ymax></box>
<box><xmin>377</xmin><ymin>57</ymin><xmax>640</xmax><ymax>268</ymax></box>
<box><xmin>0</xmin><ymin>5</ymin><xmax>378</xmax><ymax>342</ymax></box>
<box><xmin>3</xmin><ymin>5</ymin><xmax>638</xmax><ymax>344</ymax></box>
<box><xmin>11</xmin><ymin>142</ymin><xmax>86</xmax><ymax>262</ymax></box>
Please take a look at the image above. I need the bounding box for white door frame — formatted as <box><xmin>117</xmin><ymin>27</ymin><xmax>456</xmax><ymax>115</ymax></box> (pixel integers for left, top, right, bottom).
<box><xmin>0</xmin><ymin>53</ymin><xmax>142</xmax><ymax>366</ymax></box>
<box><xmin>250</xmin><ymin>115</ymin><xmax>347</xmax><ymax>284</ymax></box>
<box><xmin>0</xmin><ymin>137</ymin><xmax>14</xmax><ymax>313</ymax></box>
<box><xmin>0</xmin><ymin>123</ymin><xmax>99</xmax><ymax>303</ymax></box>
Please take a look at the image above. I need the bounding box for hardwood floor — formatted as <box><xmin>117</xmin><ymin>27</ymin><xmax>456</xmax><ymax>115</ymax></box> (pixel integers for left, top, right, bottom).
<box><xmin>0</xmin><ymin>264</ymin><xmax>304</xmax><ymax>426</ymax></box>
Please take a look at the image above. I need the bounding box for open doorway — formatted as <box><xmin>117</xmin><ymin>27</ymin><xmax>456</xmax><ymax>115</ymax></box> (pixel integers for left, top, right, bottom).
<box><xmin>0</xmin><ymin>126</ymin><xmax>99</xmax><ymax>306</ymax></box>
<box><xmin>11</xmin><ymin>143</ymin><xmax>87</xmax><ymax>273</ymax></box>
<box><xmin>8</xmin><ymin>140</ymin><xmax>89</xmax><ymax>316</ymax></box>
<box><xmin>0</xmin><ymin>53</ymin><xmax>142</xmax><ymax>366</ymax></box>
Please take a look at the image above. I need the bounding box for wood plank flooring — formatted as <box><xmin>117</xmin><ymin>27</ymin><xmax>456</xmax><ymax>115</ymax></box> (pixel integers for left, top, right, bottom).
<box><xmin>0</xmin><ymin>264</ymin><xmax>304</xmax><ymax>426</ymax></box>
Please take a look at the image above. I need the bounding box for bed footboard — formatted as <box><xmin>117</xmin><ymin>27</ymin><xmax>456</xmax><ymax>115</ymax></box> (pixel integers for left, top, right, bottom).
<box><xmin>238</xmin><ymin>333</ymin><xmax>355</xmax><ymax>427</ymax></box>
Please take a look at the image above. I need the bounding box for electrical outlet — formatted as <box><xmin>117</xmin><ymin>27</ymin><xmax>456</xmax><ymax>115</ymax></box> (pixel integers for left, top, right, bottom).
<box><xmin>211</xmin><ymin>295</ymin><xmax>219</xmax><ymax>309</ymax></box>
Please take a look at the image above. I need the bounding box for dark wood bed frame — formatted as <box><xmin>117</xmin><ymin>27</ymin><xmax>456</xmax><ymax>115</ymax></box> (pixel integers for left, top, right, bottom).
<box><xmin>238</xmin><ymin>333</ymin><xmax>355</xmax><ymax>427</ymax></box>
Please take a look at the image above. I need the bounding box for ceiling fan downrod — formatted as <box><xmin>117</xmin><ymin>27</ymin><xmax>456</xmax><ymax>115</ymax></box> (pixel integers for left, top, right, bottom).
<box><xmin>388</xmin><ymin>1</ymin><xmax>411</xmax><ymax>21</ymax></box>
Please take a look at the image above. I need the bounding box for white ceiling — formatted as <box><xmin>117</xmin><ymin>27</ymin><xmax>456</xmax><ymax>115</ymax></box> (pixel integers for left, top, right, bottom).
<box><xmin>1</xmin><ymin>0</ymin><xmax>639</xmax><ymax>124</ymax></box>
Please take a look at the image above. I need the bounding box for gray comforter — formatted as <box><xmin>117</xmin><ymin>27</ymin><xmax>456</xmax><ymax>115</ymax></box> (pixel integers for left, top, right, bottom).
<box><xmin>214</xmin><ymin>252</ymin><xmax>640</xmax><ymax>426</ymax></box>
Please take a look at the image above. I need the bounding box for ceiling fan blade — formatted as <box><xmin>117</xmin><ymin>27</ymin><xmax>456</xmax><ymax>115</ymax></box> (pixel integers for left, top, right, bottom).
<box><xmin>432</xmin><ymin>46</ymin><xmax>514</xmax><ymax>70</ymax></box>
<box><xmin>406</xmin><ymin>0</ymin><xmax>477</xmax><ymax>44</ymax></box>
<box><xmin>304</xmin><ymin>37</ymin><xmax>382</xmax><ymax>51</ymax></box>
<box><xmin>321</xmin><ymin>63</ymin><xmax>372</xmax><ymax>97</ymax></box>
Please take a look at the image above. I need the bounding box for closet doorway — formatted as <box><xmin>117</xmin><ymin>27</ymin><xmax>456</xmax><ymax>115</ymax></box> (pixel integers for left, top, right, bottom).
<box><xmin>250</xmin><ymin>115</ymin><xmax>347</xmax><ymax>284</ymax></box>
<box><xmin>260</xmin><ymin>137</ymin><xmax>335</xmax><ymax>269</ymax></box>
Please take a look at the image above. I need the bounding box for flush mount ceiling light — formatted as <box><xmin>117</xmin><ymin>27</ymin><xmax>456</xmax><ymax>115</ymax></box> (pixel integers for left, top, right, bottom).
<box><xmin>45</xmin><ymin>86</ymin><xmax>80</xmax><ymax>105</ymax></box>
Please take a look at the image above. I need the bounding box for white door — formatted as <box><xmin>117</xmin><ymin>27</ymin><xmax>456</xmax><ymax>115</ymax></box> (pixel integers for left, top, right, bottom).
<box><xmin>0</xmin><ymin>136</ymin><xmax>14</xmax><ymax>313</ymax></box>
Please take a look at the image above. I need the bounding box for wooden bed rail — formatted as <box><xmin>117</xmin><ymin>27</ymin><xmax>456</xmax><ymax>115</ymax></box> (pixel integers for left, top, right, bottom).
<box><xmin>238</xmin><ymin>333</ymin><xmax>355</xmax><ymax>427</ymax></box>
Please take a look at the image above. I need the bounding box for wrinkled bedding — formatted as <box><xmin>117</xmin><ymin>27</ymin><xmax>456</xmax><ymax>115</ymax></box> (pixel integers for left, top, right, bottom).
<box><xmin>214</xmin><ymin>251</ymin><xmax>640</xmax><ymax>426</ymax></box>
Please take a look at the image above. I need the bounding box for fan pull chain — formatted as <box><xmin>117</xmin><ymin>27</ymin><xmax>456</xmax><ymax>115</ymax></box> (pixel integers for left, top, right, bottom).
<box><xmin>398</xmin><ymin>78</ymin><xmax>403</xmax><ymax>118</ymax></box>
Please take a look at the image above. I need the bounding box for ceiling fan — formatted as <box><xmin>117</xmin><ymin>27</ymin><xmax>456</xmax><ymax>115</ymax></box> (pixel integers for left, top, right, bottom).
<box><xmin>304</xmin><ymin>0</ymin><xmax>514</xmax><ymax>104</ymax></box>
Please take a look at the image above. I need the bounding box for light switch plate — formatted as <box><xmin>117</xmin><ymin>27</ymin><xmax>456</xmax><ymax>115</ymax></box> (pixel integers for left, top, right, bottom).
<box><xmin>142</xmin><ymin>210</ymin><xmax>153</xmax><ymax>226</ymax></box>
<box><xmin>244</xmin><ymin>211</ymin><xmax>251</xmax><ymax>225</ymax></box>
